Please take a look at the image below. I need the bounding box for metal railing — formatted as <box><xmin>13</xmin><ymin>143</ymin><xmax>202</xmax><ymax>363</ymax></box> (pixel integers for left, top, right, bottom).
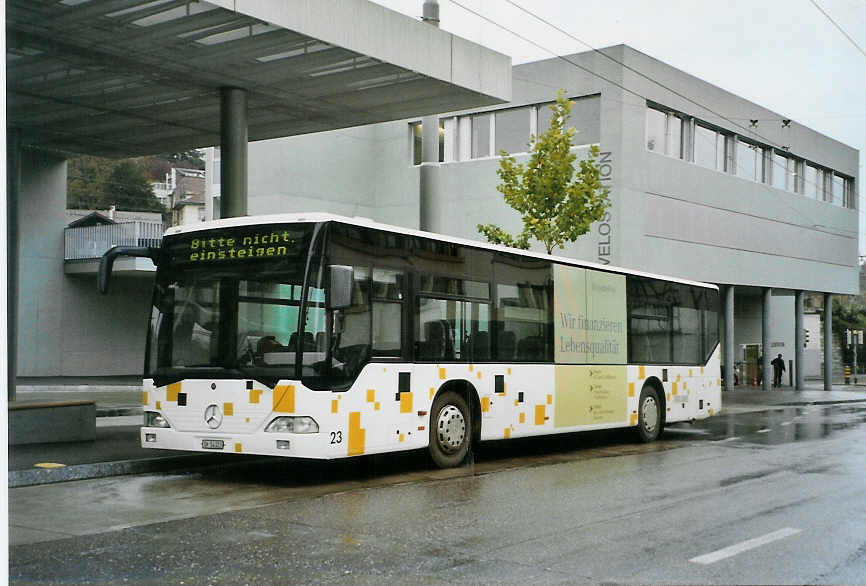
<box><xmin>64</xmin><ymin>221</ymin><xmax>164</xmax><ymax>261</ymax></box>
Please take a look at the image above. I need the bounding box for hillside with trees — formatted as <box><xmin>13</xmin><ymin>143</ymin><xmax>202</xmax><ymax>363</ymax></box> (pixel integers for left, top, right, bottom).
<box><xmin>66</xmin><ymin>151</ymin><xmax>205</xmax><ymax>214</ymax></box>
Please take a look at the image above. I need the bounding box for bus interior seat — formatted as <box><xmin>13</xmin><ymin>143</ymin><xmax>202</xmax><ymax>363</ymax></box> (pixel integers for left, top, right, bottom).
<box><xmin>473</xmin><ymin>331</ymin><xmax>490</xmax><ymax>360</ymax></box>
<box><xmin>518</xmin><ymin>335</ymin><xmax>545</xmax><ymax>361</ymax></box>
<box><xmin>420</xmin><ymin>320</ymin><xmax>454</xmax><ymax>360</ymax></box>
<box><xmin>288</xmin><ymin>332</ymin><xmax>316</xmax><ymax>351</ymax></box>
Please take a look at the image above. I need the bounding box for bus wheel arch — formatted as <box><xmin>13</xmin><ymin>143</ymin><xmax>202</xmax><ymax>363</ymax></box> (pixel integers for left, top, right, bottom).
<box><xmin>428</xmin><ymin>380</ymin><xmax>480</xmax><ymax>468</ymax></box>
<box><xmin>637</xmin><ymin>377</ymin><xmax>666</xmax><ymax>442</ymax></box>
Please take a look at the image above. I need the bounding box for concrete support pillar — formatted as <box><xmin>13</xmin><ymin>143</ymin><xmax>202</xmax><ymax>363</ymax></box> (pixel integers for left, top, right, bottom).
<box><xmin>795</xmin><ymin>290</ymin><xmax>805</xmax><ymax>390</ymax></box>
<box><xmin>219</xmin><ymin>87</ymin><xmax>248</xmax><ymax>219</ymax></box>
<box><xmin>418</xmin><ymin>116</ymin><xmax>439</xmax><ymax>231</ymax></box>
<box><xmin>824</xmin><ymin>292</ymin><xmax>833</xmax><ymax>390</ymax></box>
<box><xmin>762</xmin><ymin>287</ymin><xmax>772</xmax><ymax>390</ymax></box>
<box><xmin>724</xmin><ymin>285</ymin><xmax>735</xmax><ymax>391</ymax></box>
<box><xmin>7</xmin><ymin>128</ymin><xmax>21</xmax><ymax>402</ymax></box>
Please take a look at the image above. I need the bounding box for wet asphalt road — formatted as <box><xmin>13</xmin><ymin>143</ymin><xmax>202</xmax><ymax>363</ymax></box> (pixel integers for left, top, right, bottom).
<box><xmin>9</xmin><ymin>404</ymin><xmax>866</xmax><ymax>584</ymax></box>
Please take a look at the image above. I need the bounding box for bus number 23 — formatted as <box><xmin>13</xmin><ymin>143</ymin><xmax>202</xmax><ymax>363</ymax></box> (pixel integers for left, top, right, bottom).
<box><xmin>330</xmin><ymin>431</ymin><xmax>343</xmax><ymax>444</ymax></box>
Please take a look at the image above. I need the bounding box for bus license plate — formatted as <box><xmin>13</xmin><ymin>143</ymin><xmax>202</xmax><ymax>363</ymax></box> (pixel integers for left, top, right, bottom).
<box><xmin>202</xmin><ymin>439</ymin><xmax>224</xmax><ymax>450</ymax></box>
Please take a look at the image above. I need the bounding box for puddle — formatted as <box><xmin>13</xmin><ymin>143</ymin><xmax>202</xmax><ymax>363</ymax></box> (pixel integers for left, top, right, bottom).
<box><xmin>681</xmin><ymin>404</ymin><xmax>866</xmax><ymax>446</ymax></box>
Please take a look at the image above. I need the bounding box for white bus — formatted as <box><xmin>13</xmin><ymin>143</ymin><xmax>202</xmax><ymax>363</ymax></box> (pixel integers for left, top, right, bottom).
<box><xmin>100</xmin><ymin>213</ymin><xmax>721</xmax><ymax>468</ymax></box>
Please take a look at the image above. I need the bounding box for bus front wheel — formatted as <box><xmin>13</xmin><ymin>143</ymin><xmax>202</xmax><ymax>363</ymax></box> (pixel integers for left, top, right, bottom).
<box><xmin>429</xmin><ymin>391</ymin><xmax>470</xmax><ymax>468</ymax></box>
<box><xmin>637</xmin><ymin>385</ymin><xmax>663</xmax><ymax>442</ymax></box>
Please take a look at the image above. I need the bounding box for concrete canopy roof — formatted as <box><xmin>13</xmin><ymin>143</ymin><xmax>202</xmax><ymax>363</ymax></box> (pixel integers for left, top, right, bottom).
<box><xmin>7</xmin><ymin>0</ymin><xmax>511</xmax><ymax>158</ymax></box>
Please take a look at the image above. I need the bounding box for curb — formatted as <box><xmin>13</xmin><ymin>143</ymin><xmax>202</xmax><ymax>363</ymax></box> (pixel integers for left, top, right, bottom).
<box><xmin>777</xmin><ymin>398</ymin><xmax>866</xmax><ymax>407</ymax></box>
<box><xmin>8</xmin><ymin>454</ymin><xmax>237</xmax><ymax>488</ymax></box>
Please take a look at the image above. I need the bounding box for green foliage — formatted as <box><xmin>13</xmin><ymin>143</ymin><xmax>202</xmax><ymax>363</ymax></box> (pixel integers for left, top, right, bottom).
<box><xmin>67</xmin><ymin>155</ymin><xmax>114</xmax><ymax>210</ymax></box>
<box><xmin>107</xmin><ymin>161</ymin><xmax>163</xmax><ymax>212</ymax></box>
<box><xmin>159</xmin><ymin>150</ymin><xmax>205</xmax><ymax>169</ymax></box>
<box><xmin>477</xmin><ymin>90</ymin><xmax>609</xmax><ymax>254</ymax></box>
<box><xmin>832</xmin><ymin>298</ymin><xmax>866</xmax><ymax>365</ymax></box>
<box><xmin>67</xmin><ymin>156</ymin><xmax>165</xmax><ymax>214</ymax></box>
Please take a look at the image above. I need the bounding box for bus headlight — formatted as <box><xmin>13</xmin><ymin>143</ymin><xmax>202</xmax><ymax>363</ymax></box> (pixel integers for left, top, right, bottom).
<box><xmin>265</xmin><ymin>416</ymin><xmax>319</xmax><ymax>434</ymax></box>
<box><xmin>144</xmin><ymin>411</ymin><xmax>170</xmax><ymax>428</ymax></box>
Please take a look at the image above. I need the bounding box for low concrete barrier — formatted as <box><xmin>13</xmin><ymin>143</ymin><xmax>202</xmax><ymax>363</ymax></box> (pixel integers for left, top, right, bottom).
<box><xmin>9</xmin><ymin>400</ymin><xmax>96</xmax><ymax>445</ymax></box>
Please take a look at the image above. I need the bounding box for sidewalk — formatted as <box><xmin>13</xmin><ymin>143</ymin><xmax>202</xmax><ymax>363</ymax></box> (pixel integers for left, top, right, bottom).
<box><xmin>10</xmin><ymin>381</ymin><xmax>241</xmax><ymax>487</ymax></box>
<box><xmin>8</xmin><ymin>380</ymin><xmax>866</xmax><ymax>488</ymax></box>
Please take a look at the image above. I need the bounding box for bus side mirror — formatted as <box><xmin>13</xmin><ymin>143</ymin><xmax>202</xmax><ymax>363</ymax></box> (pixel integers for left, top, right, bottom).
<box><xmin>99</xmin><ymin>246</ymin><xmax>161</xmax><ymax>294</ymax></box>
<box><xmin>328</xmin><ymin>265</ymin><xmax>353</xmax><ymax>309</ymax></box>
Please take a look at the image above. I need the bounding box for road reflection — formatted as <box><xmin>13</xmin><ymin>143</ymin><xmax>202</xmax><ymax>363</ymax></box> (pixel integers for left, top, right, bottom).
<box><xmin>670</xmin><ymin>404</ymin><xmax>866</xmax><ymax>446</ymax></box>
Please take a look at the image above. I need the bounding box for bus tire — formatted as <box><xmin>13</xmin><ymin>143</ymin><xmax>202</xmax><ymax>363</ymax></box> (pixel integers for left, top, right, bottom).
<box><xmin>637</xmin><ymin>385</ymin><xmax>663</xmax><ymax>442</ymax></box>
<box><xmin>429</xmin><ymin>391</ymin><xmax>470</xmax><ymax>468</ymax></box>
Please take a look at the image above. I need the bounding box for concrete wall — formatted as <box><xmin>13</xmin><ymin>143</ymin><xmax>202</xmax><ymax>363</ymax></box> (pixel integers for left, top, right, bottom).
<box><xmin>17</xmin><ymin>150</ymin><xmax>68</xmax><ymax>377</ymax></box>
<box><xmin>248</xmin><ymin>122</ymin><xmax>419</xmax><ymax>228</ymax></box>
<box><xmin>17</xmin><ymin>149</ymin><xmax>153</xmax><ymax>377</ymax></box>
<box><xmin>60</xmin><ymin>275</ymin><xmax>153</xmax><ymax>376</ymax></box>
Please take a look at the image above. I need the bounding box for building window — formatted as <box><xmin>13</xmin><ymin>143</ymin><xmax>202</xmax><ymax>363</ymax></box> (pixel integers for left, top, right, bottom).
<box><xmin>845</xmin><ymin>177</ymin><xmax>856</xmax><ymax>209</ymax></box>
<box><xmin>656</xmin><ymin>106</ymin><xmax>853</xmax><ymax>211</ymax></box>
<box><xmin>409</xmin><ymin>120</ymin><xmax>446</xmax><ymax>165</ymax></box>
<box><xmin>694</xmin><ymin>124</ymin><xmax>721</xmax><ymax>171</ymax></box>
<box><xmin>410</xmin><ymin>122</ymin><xmax>422</xmax><ymax>165</ymax></box>
<box><xmin>668</xmin><ymin>116</ymin><xmax>683</xmax><ymax>158</ymax></box>
<box><xmin>538</xmin><ymin>95</ymin><xmax>601</xmax><ymax>145</ymax></box>
<box><xmin>735</xmin><ymin>139</ymin><xmax>762</xmax><ymax>182</ymax></box>
<box><xmin>646</xmin><ymin>106</ymin><xmax>683</xmax><ymax>158</ymax></box>
<box><xmin>646</xmin><ymin>107</ymin><xmax>666</xmax><ymax>154</ymax></box>
<box><xmin>787</xmin><ymin>158</ymin><xmax>801</xmax><ymax>193</ymax></box>
<box><xmin>471</xmin><ymin>113</ymin><xmax>491</xmax><ymax>159</ymax></box>
<box><xmin>495</xmin><ymin>107</ymin><xmax>531</xmax><ymax>155</ymax></box>
<box><xmin>771</xmin><ymin>152</ymin><xmax>787</xmax><ymax>190</ymax></box>
<box><xmin>832</xmin><ymin>174</ymin><xmax>845</xmax><ymax>206</ymax></box>
<box><xmin>804</xmin><ymin>164</ymin><xmax>819</xmax><ymax>199</ymax></box>
<box><xmin>455</xmin><ymin>95</ymin><xmax>601</xmax><ymax>162</ymax></box>
<box><xmin>438</xmin><ymin>119</ymin><xmax>445</xmax><ymax>163</ymax></box>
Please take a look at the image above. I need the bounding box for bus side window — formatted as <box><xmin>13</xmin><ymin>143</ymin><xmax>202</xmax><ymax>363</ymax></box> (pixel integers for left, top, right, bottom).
<box><xmin>494</xmin><ymin>282</ymin><xmax>552</xmax><ymax>362</ymax></box>
<box><xmin>414</xmin><ymin>276</ymin><xmax>490</xmax><ymax>362</ymax></box>
<box><xmin>372</xmin><ymin>268</ymin><xmax>404</xmax><ymax>358</ymax></box>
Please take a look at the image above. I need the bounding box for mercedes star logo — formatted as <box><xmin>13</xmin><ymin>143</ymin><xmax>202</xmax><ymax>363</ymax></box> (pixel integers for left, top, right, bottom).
<box><xmin>204</xmin><ymin>404</ymin><xmax>223</xmax><ymax>429</ymax></box>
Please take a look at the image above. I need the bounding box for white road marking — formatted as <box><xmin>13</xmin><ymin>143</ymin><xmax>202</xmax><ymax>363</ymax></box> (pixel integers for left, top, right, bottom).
<box><xmin>757</xmin><ymin>428</ymin><xmax>771</xmax><ymax>433</ymax></box>
<box><xmin>689</xmin><ymin>528</ymin><xmax>802</xmax><ymax>565</ymax></box>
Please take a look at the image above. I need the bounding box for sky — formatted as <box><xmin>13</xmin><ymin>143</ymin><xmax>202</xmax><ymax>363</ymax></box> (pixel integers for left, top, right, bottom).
<box><xmin>372</xmin><ymin>0</ymin><xmax>866</xmax><ymax>256</ymax></box>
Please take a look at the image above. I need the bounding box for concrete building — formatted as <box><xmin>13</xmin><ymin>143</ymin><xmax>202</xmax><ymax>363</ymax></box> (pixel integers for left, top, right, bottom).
<box><xmin>239</xmin><ymin>45</ymin><xmax>859</xmax><ymax>387</ymax></box>
<box><xmin>169</xmin><ymin>168</ymin><xmax>207</xmax><ymax>226</ymax></box>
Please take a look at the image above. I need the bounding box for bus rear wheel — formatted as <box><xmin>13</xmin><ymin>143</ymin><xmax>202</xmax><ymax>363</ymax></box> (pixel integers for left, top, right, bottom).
<box><xmin>637</xmin><ymin>385</ymin><xmax>663</xmax><ymax>442</ymax></box>
<box><xmin>429</xmin><ymin>391</ymin><xmax>470</xmax><ymax>468</ymax></box>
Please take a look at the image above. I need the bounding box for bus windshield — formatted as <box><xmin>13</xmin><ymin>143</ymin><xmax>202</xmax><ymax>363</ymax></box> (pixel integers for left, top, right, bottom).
<box><xmin>145</xmin><ymin>223</ymin><xmax>316</xmax><ymax>387</ymax></box>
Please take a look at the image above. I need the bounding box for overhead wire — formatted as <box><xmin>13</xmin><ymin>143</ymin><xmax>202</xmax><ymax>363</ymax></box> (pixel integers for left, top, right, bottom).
<box><xmin>808</xmin><ymin>0</ymin><xmax>866</xmax><ymax>59</ymax></box>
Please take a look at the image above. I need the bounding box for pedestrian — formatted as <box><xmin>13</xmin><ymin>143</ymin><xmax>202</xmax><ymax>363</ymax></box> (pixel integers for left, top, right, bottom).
<box><xmin>771</xmin><ymin>353</ymin><xmax>786</xmax><ymax>388</ymax></box>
